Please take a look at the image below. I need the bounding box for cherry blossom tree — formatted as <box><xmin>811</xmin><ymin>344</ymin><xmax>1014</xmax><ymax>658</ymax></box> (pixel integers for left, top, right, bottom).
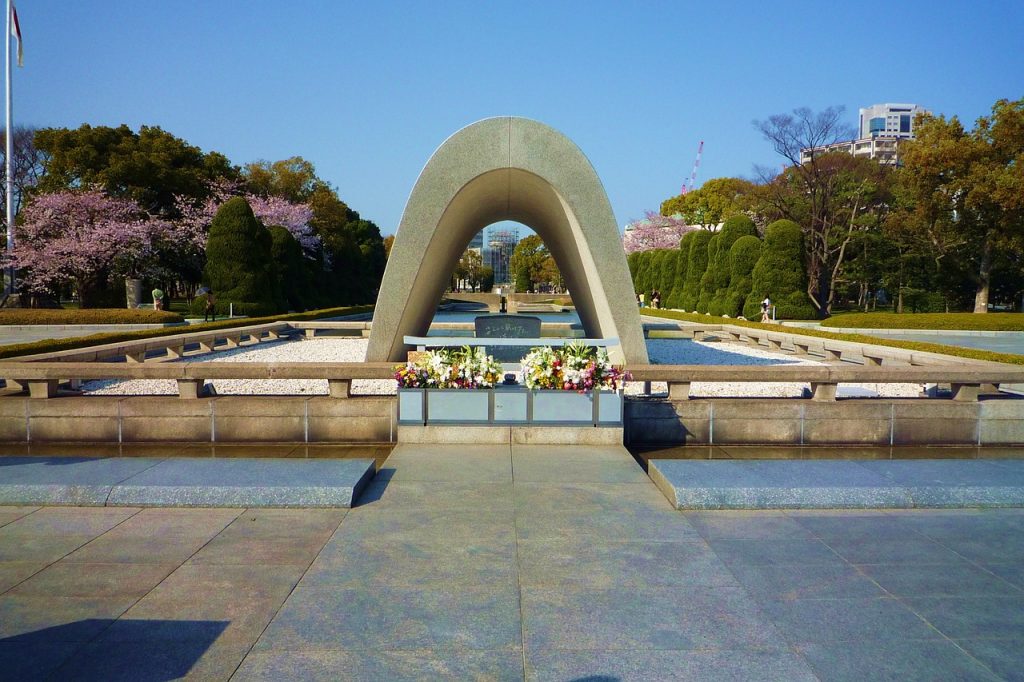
<box><xmin>4</xmin><ymin>189</ymin><xmax>172</xmax><ymax>300</ymax></box>
<box><xmin>622</xmin><ymin>211</ymin><xmax>695</xmax><ymax>254</ymax></box>
<box><xmin>175</xmin><ymin>180</ymin><xmax>318</xmax><ymax>257</ymax></box>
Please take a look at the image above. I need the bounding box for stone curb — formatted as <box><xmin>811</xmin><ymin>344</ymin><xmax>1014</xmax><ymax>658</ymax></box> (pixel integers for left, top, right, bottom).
<box><xmin>649</xmin><ymin>458</ymin><xmax>1024</xmax><ymax>510</ymax></box>
<box><xmin>0</xmin><ymin>456</ymin><xmax>375</xmax><ymax>508</ymax></box>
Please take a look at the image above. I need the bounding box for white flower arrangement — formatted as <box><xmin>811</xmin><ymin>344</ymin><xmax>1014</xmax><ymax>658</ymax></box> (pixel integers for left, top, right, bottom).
<box><xmin>395</xmin><ymin>346</ymin><xmax>503</xmax><ymax>389</ymax></box>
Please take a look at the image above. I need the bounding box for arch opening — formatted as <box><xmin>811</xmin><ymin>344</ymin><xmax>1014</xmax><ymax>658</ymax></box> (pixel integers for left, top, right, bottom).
<box><xmin>368</xmin><ymin>117</ymin><xmax>647</xmax><ymax>365</ymax></box>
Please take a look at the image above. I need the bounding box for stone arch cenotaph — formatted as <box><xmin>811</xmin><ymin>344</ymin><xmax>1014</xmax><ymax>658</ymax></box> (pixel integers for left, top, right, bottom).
<box><xmin>367</xmin><ymin>116</ymin><xmax>649</xmax><ymax>365</ymax></box>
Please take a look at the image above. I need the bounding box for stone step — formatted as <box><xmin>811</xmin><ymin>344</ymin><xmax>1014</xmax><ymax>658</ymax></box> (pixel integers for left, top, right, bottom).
<box><xmin>0</xmin><ymin>456</ymin><xmax>375</xmax><ymax>507</ymax></box>
<box><xmin>649</xmin><ymin>458</ymin><xmax>1024</xmax><ymax>510</ymax></box>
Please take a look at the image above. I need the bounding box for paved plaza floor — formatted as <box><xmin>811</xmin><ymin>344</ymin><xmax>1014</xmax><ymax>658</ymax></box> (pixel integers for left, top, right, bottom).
<box><xmin>1</xmin><ymin>445</ymin><xmax>1023</xmax><ymax>680</ymax></box>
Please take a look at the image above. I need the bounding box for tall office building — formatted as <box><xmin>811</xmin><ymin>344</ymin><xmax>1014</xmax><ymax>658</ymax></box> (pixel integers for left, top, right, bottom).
<box><xmin>800</xmin><ymin>102</ymin><xmax>929</xmax><ymax>165</ymax></box>
<box><xmin>467</xmin><ymin>230</ymin><xmax>484</xmax><ymax>254</ymax></box>
<box><xmin>859</xmin><ymin>103</ymin><xmax>929</xmax><ymax>140</ymax></box>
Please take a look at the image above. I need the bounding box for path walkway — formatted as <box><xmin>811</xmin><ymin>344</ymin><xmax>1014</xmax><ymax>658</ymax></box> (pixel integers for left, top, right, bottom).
<box><xmin>1</xmin><ymin>445</ymin><xmax>1023</xmax><ymax>679</ymax></box>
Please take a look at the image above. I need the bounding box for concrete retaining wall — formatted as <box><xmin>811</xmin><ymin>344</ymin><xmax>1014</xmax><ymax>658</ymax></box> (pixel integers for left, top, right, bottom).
<box><xmin>0</xmin><ymin>396</ymin><xmax>395</xmax><ymax>444</ymax></box>
<box><xmin>625</xmin><ymin>397</ymin><xmax>1024</xmax><ymax>447</ymax></box>
<box><xmin>3</xmin><ymin>394</ymin><xmax>1022</xmax><ymax>447</ymax></box>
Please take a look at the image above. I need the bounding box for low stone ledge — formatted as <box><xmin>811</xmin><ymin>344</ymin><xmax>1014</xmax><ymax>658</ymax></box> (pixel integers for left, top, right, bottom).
<box><xmin>649</xmin><ymin>458</ymin><xmax>1024</xmax><ymax>509</ymax></box>
<box><xmin>0</xmin><ymin>456</ymin><xmax>375</xmax><ymax>508</ymax></box>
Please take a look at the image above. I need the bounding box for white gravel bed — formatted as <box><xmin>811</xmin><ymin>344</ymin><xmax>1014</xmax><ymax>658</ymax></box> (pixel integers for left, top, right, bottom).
<box><xmin>82</xmin><ymin>336</ymin><xmax>924</xmax><ymax>398</ymax></box>
<box><xmin>83</xmin><ymin>338</ymin><xmax>394</xmax><ymax>396</ymax></box>
<box><xmin>629</xmin><ymin>339</ymin><xmax>922</xmax><ymax>398</ymax></box>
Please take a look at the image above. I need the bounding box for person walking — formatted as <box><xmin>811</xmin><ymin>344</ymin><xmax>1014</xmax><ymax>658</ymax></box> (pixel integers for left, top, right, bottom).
<box><xmin>761</xmin><ymin>294</ymin><xmax>772</xmax><ymax>323</ymax></box>
<box><xmin>204</xmin><ymin>291</ymin><xmax>216</xmax><ymax>322</ymax></box>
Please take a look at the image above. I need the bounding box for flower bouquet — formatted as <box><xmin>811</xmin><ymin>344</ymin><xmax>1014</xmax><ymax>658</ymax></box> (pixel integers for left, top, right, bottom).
<box><xmin>394</xmin><ymin>346</ymin><xmax>503</xmax><ymax>390</ymax></box>
<box><xmin>520</xmin><ymin>342</ymin><xmax>630</xmax><ymax>392</ymax></box>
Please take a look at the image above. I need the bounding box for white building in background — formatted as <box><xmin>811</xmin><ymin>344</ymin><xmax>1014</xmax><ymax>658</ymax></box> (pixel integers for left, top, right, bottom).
<box><xmin>859</xmin><ymin>103</ymin><xmax>929</xmax><ymax>140</ymax></box>
<box><xmin>800</xmin><ymin>102</ymin><xmax>930</xmax><ymax>166</ymax></box>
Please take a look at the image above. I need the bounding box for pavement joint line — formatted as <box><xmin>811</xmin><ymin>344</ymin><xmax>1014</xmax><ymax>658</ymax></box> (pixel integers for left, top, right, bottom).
<box><xmin>228</xmin><ymin>508</ymin><xmax>350</xmax><ymax>680</ymax></box>
<box><xmin>44</xmin><ymin>506</ymin><xmax>247</xmax><ymax>681</ymax></box>
<box><xmin>509</xmin><ymin>444</ymin><xmax>529</xmax><ymax>678</ymax></box>
<box><xmin>101</xmin><ymin>456</ymin><xmax>172</xmax><ymax>507</ymax></box>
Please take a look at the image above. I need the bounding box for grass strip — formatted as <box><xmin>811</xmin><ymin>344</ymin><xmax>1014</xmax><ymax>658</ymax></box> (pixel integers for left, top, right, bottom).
<box><xmin>0</xmin><ymin>304</ymin><xmax>374</xmax><ymax>359</ymax></box>
<box><xmin>820</xmin><ymin>312</ymin><xmax>1024</xmax><ymax>331</ymax></box>
<box><xmin>643</xmin><ymin>309</ymin><xmax>1024</xmax><ymax>365</ymax></box>
<box><xmin>0</xmin><ymin>308</ymin><xmax>184</xmax><ymax>325</ymax></box>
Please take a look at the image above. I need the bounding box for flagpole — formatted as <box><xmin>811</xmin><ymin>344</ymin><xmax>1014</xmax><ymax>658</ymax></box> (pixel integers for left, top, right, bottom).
<box><xmin>4</xmin><ymin>0</ymin><xmax>13</xmax><ymax>297</ymax></box>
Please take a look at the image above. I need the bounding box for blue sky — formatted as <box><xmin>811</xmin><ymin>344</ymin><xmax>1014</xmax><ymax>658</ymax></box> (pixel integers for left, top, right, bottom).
<box><xmin>15</xmin><ymin>1</ymin><xmax>1024</xmax><ymax>238</ymax></box>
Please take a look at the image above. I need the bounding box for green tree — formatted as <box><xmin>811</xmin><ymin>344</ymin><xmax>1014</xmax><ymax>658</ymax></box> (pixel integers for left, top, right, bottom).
<box><xmin>660</xmin><ymin>177</ymin><xmax>755</xmax><ymax>227</ymax></box>
<box><xmin>658</xmin><ymin>245</ymin><xmax>679</xmax><ymax>303</ymax></box>
<box><xmin>704</xmin><ymin>215</ymin><xmax>757</xmax><ymax>314</ymax></box>
<box><xmin>680</xmin><ymin>230</ymin><xmax>712</xmax><ymax>311</ymax></box>
<box><xmin>201</xmin><ymin>197</ymin><xmax>284</xmax><ymax>316</ymax></box>
<box><xmin>725</xmin><ymin>235</ymin><xmax>761</xmax><ymax>317</ymax></box>
<box><xmin>747</xmin><ymin>219</ymin><xmax>815</xmax><ymax>319</ymax></box>
<box><xmin>664</xmin><ymin>234</ymin><xmax>692</xmax><ymax>309</ymax></box>
<box><xmin>755</xmin><ymin>106</ymin><xmax>893</xmax><ymax>317</ymax></box>
<box><xmin>696</xmin><ymin>234</ymin><xmax>721</xmax><ymax>312</ymax></box>
<box><xmin>479</xmin><ymin>265</ymin><xmax>495</xmax><ymax>293</ymax></box>
<box><xmin>509</xmin><ymin>235</ymin><xmax>560</xmax><ymax>292</ymax></box>
<box><xmin>243</xmin><ymin>156</ymin><xmax>318</xmax><ymax>201</ymax></box>
<box><xmin>34</xmin><ymin>124</ymin><xmax>236</xmax><ymax>215</ymax></box>
<box><xmin>893</xmin><ymin>98</ymin><xmax>1024</xmax><ymax>312</ymax></box>
<box><xmin>268</xmin><ymin>225</ymin><xmax>312</xmax><ymax>311</ymax></box>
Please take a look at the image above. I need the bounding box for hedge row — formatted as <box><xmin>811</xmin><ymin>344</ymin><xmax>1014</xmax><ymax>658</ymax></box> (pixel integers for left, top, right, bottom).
<box><xmin>643</xmin><ymin>309</ymin><xmax>1024</xmax><ymax>366</ymax></box>
<box><xmin>821</xmin><ymin>312</ymin><xmax>1024</xmax><ymax>331</ymax></box>
<box><xmin>629</xmin><ymin>218</ymin><xmax>816</xmax><ymax>320</ymax></box>
<box><xmin>0</xmin><ymin>304</ymin><xmax>374</xmax><ymax>359</ymax></box>
<box><xmin>0</xmin><ymin>309</ymin><xmax>185</xmax><ymax>325</ymax></box>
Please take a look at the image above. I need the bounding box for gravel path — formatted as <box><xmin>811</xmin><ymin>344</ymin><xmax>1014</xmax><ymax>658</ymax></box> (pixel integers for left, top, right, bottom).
<box><xmin>82</xmin><ymin>337</ymin><xmax>923</xmax><ymax>398</ymax></box>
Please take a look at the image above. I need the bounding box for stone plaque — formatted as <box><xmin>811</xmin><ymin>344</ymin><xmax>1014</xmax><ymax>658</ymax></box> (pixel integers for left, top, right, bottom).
<box><xmin>475</xmin><ymin>315</ymin><xmax>542</xmax><ymax>363</ymax></box>
<box><xmin>474</xmin><ymin>315</ymin><xmax>542</xmax><ymax>339</ymax></box>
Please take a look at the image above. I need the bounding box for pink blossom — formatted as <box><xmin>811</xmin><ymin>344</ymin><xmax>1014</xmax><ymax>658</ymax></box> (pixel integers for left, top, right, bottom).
<box><xmin>4</xmin><ymin>189</ymin><xmax>171</xmax><ymax>295</ymax></box>
<box><xmin>622</xmin><ymin>211</ymin><xmax>695</xmax><ymax>254</ymax></box>
<box><xmin>175</xmin><ymin>180</ymin><xmax>319</xmax><ymax>257</ymax></box>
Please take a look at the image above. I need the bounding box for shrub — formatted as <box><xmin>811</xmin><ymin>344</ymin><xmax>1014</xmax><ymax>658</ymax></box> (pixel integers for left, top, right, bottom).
<box><xmin>268</xmin><ymin>225</ymin><xmax>314</xmax><ymax>311</ymax></box>
<box><xmin>665</xmin><ymin>232</ymin><xmax>694</xmax><ymax>309</ymax></box>
<box><xmin>627</xmin><ymin>252</ymin><xmax>641</xmax><ymax>290</ymax></box>
<box><xmin>658</xmin><ymin>246</ymin><xmax>679</xmax><ymax>300</ymax></box>
<box><xmin>0</xmin><ymin>308</ymin><xmax>184</xmax><ymax>325</ymax></box>
<box><xmin>746</xmin><ymin>219</ymin><xmax>816</xmax><ymax>320</ymax></box>
<box><xmin>680</xmin><ymin>230</ymin><xmax>712</xmax><ymax>311</ymax></box>
<box><xmin>203</xmin><ymin>197</ymin><xmax>285</xmax><ymax>317</ymax></box>
<box><xmin>640</xmin><ymin>250</ymin><xmax>667</xmax><ymax>297</ymax></box>
<box><xmin>821</xmin><ymin>312</ymin><xmax>1024</xmax><ymax>331</ymax></box>
<box><xmin>696</xmin><ymin>234</ymin><xmax>721</xmax><ymax>313</ymax></box>
<box><xmin>723</xmin><ymin>235</ymin><xmax>761</xmax><ymax>317</ymax></box>
<box><xmin>707</xmin><ymin>215</ymin><xmax>757</xmax><ymax>315</ymax></box>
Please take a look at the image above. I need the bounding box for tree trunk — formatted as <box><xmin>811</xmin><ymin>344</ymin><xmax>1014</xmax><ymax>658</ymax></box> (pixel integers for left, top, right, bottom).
<box><xmin>973</xmin><ymin>234</ymin><xmax>994</xmax><ymax>313</ymax></box>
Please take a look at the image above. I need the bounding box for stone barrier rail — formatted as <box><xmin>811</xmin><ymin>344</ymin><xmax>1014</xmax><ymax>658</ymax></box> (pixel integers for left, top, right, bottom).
<box><xmin>626</xmin><ymin>364</ymin><xmax>1024</xmax><ymax>402</ymax></box>
<box><xmin>3</xmin><ymin>361</ymin><xmax>1023</xmax><ymax>403</ymax></box>
<box><xmin>11</xmin><ymin>322</ymin><xmax>296</xmax><ymax>363</ymax></box>
<box><xmin>0</xmin><ymin>361</ymin><xmax>396</xmax><ymax>399</ymax></box>
<box><xmin>644</xmin><ymin>321</ymin><xmax>999</xmax><ymax>367</ymax></box>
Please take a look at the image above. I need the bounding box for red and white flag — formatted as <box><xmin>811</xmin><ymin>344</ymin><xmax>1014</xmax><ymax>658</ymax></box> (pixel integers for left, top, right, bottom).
<box><xmin>10</xmin><ymin>2</ymin><xmax>22</xmax><ymax>67</ymax></box>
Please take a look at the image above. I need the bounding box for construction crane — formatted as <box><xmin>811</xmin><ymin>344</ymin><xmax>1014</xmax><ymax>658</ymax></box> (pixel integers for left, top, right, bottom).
<box><xmin>680</xmin><ymin>140</ymin><xmax>704</xmax><ymax>195</ymax></box>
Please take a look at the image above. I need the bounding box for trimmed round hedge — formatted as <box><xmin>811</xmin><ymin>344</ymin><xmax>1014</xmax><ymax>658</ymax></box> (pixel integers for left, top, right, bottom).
<box><xmin>746</xmin><ymin>219</ymin><xmax>816</xmax><ymax>320</ymax></box>
<box><xmin>202</xmin><ymin>197</ymin><xmax>285</xmax><ymax>317</ymax></box>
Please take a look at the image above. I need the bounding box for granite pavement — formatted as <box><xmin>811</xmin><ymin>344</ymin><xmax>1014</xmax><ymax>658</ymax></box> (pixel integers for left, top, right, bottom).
<box><xmin>0</xmin><ymin>444</ymin><xmax>1022</xmax><ymax>680</ymax></box>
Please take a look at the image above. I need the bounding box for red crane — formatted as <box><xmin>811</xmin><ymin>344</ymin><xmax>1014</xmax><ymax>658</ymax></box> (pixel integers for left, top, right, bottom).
<box><xmin>681</xmin><ymin>140</ymin><xmax>704</xmax><ymax>195</ymax></box>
